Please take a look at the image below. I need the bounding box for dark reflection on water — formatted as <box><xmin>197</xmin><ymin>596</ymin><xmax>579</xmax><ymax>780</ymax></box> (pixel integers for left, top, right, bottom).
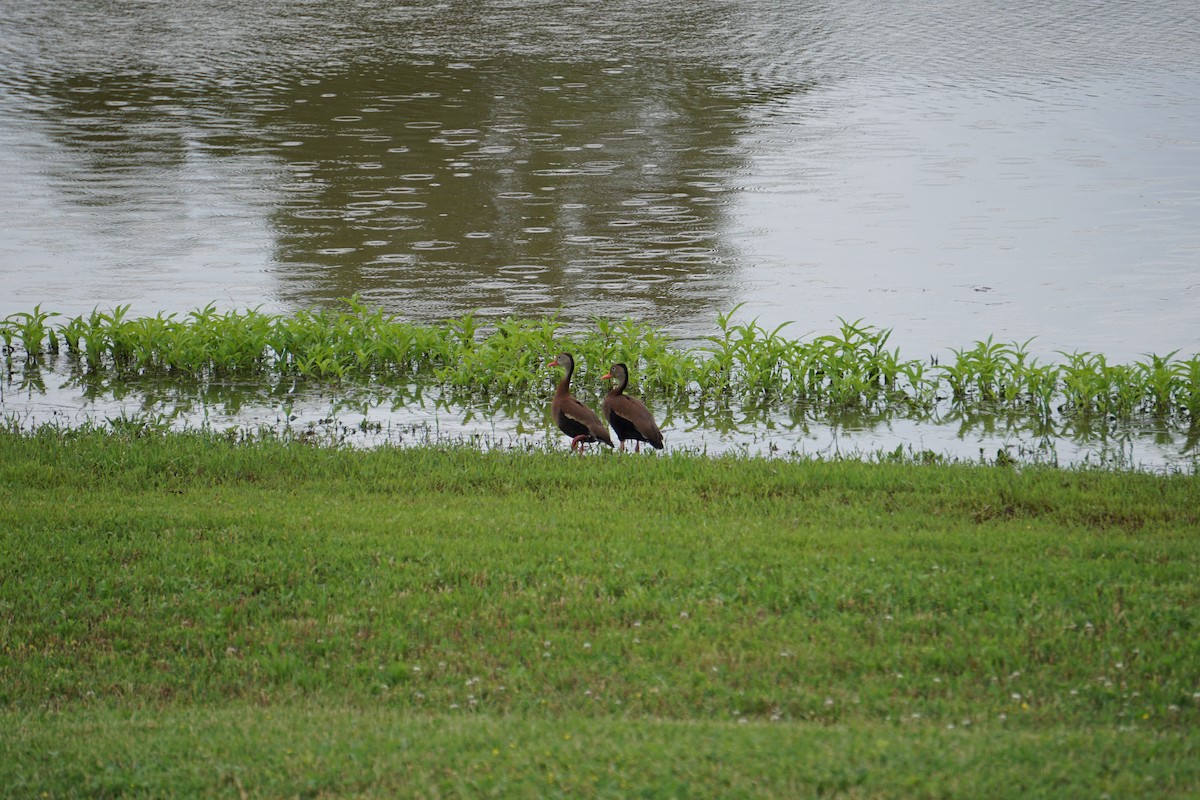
<box><xmin>30</xmin><ymin>58</ymin><xmax>769</xmax><ymax>323</ymax></box>
<box><xmin>258</xmin><ymin>59</ymin><xmax>771</xmax><ymax>320</ymax></box>
<box><xmin>1</xmin><ymin>0</ymin><xmax>823</xmax><ymax>333</ymax></box>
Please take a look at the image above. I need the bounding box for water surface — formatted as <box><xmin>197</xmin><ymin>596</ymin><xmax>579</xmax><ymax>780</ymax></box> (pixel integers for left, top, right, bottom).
<box><xmin>2</xmin><ymin>0</ymin><xmax>1198</xmax><ymax>464</ymax></box>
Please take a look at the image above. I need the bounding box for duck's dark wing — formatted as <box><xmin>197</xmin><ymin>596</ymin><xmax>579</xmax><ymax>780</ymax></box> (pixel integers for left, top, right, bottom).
<box><xmin>603</xmin><ymin>393</ymin><xmax>663</xmax><ymax>449</ymax></box>
<box><xmin>555</xmin><ymin>394</ymin><xmax>613</xmax><ymax>445</ymax></box>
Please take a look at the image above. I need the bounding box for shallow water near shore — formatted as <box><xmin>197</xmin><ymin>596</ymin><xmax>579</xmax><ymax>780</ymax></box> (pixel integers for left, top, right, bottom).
<box><xmin>3</xmin><ymin>354</ymin><xmax>1195</xmax><ymax>472</ymax></box>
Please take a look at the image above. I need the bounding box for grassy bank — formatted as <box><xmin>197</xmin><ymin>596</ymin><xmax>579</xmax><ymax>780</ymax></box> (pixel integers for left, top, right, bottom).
<box><xmin>2</xmin><ymin>429</ymin><xmax>1199</xmax><ymax>797</ymax></box>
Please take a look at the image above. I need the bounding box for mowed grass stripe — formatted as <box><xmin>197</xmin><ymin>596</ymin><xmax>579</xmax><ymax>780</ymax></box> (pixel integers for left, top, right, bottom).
<box><xmin>3</xmin><ymin>709</ymin><xmax>1197</xmax><ymax>799</ymax></box>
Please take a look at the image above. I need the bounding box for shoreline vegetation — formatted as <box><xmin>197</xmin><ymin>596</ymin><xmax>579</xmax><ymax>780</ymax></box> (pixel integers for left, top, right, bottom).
<box><xmin>2</xmin><ymin>428</ymin><xmax>1199</xmax><ymax>796</ymax></box>
<box><xmin>4</xmin><ymin>299</ymin><xmax>1198</xmax><ymax>424</ymax></box>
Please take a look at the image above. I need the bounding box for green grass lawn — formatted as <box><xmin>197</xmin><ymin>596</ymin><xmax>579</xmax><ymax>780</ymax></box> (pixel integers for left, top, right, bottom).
<box><xmin>2</xmin><ymin>428</ymin><xmax>1198</xmax><ymax>797</ymax></box>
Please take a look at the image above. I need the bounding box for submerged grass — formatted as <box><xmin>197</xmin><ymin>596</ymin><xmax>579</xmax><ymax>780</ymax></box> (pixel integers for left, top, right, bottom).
<box><xmin>4</xmin><ymin>298</ymin><xmax>1200</xmax><ymax>428</ymax></box>
<box><xmin>1</xmin><ymin>427</ymin><xmax>1199</xmax><ymax>796</ymax></box>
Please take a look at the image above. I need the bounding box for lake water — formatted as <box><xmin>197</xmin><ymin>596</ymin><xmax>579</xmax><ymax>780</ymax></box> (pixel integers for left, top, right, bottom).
<box><xmin>2</xmin><ymin>0</ymin><xmax>1199</xmax><ymax>467</ymax></box>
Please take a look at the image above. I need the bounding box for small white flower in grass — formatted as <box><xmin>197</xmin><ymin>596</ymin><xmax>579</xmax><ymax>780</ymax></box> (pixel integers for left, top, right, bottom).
<box><xmin>583</xmin><ymin>642</ymin><xmax>591</xmax><ymax>650</ymax></box>
<box><xmin>412</xmin><ymin>665</ymin><xmax>421</xmax><ymax>673</ymax></box>
<box><xmin>999</xmin><ymin>713</ymin><xmax>1007</xmax><ymax>721</ymax></box>
<box><xmin>679</xmin><ymin>611</ymin><xmax>689</xmax><ymax>619</ymax></box>
<box><xmin>544</xmin><ymin>640</ymin><xmax>552</xmax><ymax>647</ymax></box>
<box><xmin>824</xmin><ymin>697</ymin><xmax>834</xmax><ymax>707</ymax></box>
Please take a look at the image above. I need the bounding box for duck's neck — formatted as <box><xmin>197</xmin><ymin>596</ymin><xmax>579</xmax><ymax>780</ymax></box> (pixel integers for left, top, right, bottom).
<box><xmin>556</xmin><ymin>362</ymin><xmax>574</xmax><ymax>396</ymax></box>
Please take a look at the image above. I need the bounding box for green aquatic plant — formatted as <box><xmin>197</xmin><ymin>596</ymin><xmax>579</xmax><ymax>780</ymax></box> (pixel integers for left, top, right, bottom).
<box><xmin>943</xmin><ymin>335</ymin><xmax>1016</xmax><ymax>403</ymax></box>
<box><xmin>808</xmin><ymin>317</ymin><xmax>903</xmax><ymax>406</ymax></box>
<box><xmin>3</xmin><ymin>305</ymin><xmax>59</xmax><ymax>363</ymax></box>
<box><xmin>1136</xmin><ymin>350</ymin><xmax>1183</xmax><ymax>418</ymax></box>
<box><xmin>697</xmin><ymin>303</ymin><xmax>746</xmax><ymax>398</ymax></box>
<box><xmin>1180</xmin><ymin>355</ymin><xmax>1200</xmax><ymax>421</ymax></box>
<box><xmin>937</xmin><ymin>336</ymin><xmax>1067</xmax><ymax>419</ymax></box>
<box><xmin>1057</xmin><ymin>350</ymin><xmax>1147</xmax><ymax>419</ymax></box>
<box><xmin>734</xmin><ymin>318</ymin><xmax>794</xmax><ymax>398</ymax></box>
<box><xmin>437</xmin><ymin>314</ymin><xmax>562</xmax><ymax>395</ymax></box>
<box><xmin>3</xmin><ymin>300</ymin><xmax>1198</xmax><ymax>427</ymax></box>
<box><xmin>1019</xmin><ymin>359</ymin><xmax>1059</xmax><ymax>418</ymax></box>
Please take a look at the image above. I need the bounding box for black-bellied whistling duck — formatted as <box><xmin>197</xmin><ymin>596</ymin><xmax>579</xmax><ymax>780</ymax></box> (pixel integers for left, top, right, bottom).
<box><xmin>548</xmin><ymin>352</ymin><xmax>613</xmax><ymax>452</ymax></box>
<box><xmin>602</xmin><ymin>363</ymin><xmax>664</xmax><ymax>452</ymax></box>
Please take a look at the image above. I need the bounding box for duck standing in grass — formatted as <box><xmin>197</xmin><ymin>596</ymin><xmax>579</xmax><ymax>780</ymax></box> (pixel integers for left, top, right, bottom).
<box><xmin>602</xmin><ymin>363</ymin><xmax>664</xmax><ymax>452</ymax></box>
<box><xmin>548</xmin><ymin>352</ymin><xmax>613</xmax><ymax>452</ymax></box>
